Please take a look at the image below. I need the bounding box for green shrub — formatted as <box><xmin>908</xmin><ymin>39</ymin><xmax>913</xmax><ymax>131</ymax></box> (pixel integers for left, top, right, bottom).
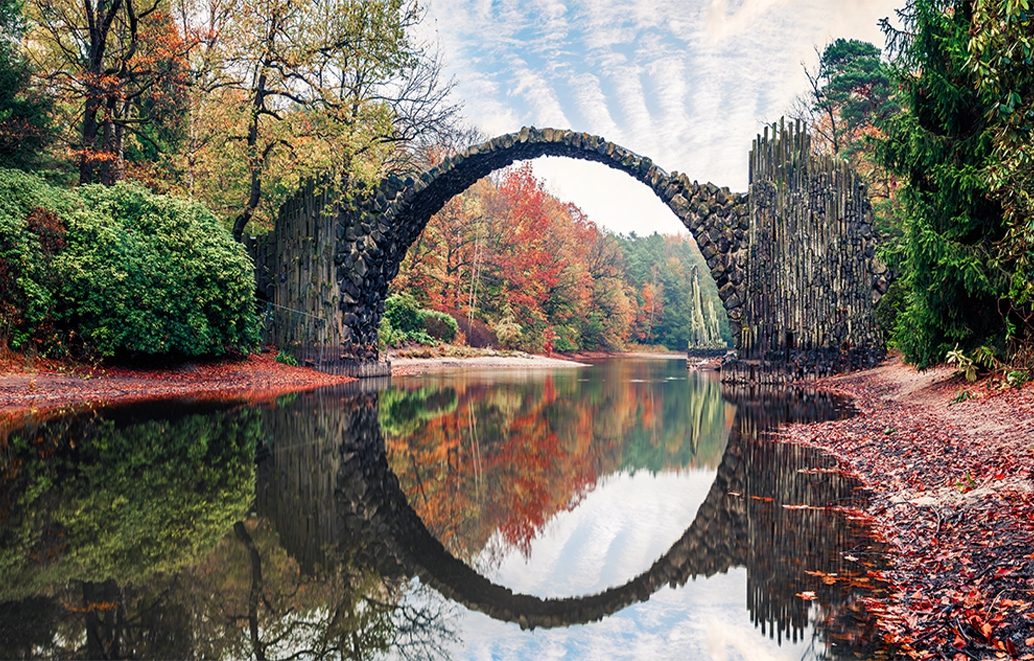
<box><xmin>493</xmin><ymin>312</ymin><xmax>523</xmax><ymax>349</ymax></box>
<box><xmin>383</xmin><ymin>292</ymin><xmax>421</xmax><ymax>334</ymax></box>
<box><xmin>275</xmin><ymin>349</ymin><xmax>298</xmax><ymax>366</ymax></box>
<box><xmin>419</xmin><ymin>309</ymin><xmax>458</xmax><ymax>343</ymax></box>
<box><xmin>378</xmin><ymin>317</ymin><xmax>395</xmax><ymax>347</ymax></box>
<box><xmin>408</xmin><ymin>329</ymin><xmax>439</xmax><ymax>347</ymax></box>
<box><xmin>0</xmin><ymin>168</ymin><xmax>259</xmax><ymax>357</ymax></box>
<box><xmin>0</xmin><ymin>169</ymin><xmax>77</xmax><ymax>350</ymax></box>
<box><xmin>379</xmin><ymin>294</ymin><xmax>453</xmax><ymax>348</ymax></box>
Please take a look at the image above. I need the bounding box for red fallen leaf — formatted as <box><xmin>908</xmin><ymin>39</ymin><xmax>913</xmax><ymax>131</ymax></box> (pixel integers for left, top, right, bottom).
<box><xmin>796</xmin><ymin>591</ymin><xmax>817</xmax><ymax>601</ymax></box>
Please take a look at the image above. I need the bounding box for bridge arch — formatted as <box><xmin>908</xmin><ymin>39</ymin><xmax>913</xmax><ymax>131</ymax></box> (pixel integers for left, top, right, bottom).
<box><xmin>335</xmin><ymin>127</ymin><xmax>748</xmax><ymax>366</ymax></box>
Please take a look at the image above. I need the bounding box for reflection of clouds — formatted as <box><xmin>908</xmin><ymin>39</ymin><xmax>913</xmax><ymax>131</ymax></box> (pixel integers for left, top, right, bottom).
<box><xmin>482</xmin><ymin>469</ymin><xmax>717</xmax><ymax>597</ymax></box>
<box><xmin>416</xmin><ymin>0</ymin><xmax>899</xmax><ymax>235</ymax></box>
<box><xmin>418</xmin><ymin>571</ymin><xmax>815</xmax><ymax>660</ymax></box>
<box><xmin>705</xmin><ymin>613</ymin><xmax>808</xmax><ymax>661</ymax></box>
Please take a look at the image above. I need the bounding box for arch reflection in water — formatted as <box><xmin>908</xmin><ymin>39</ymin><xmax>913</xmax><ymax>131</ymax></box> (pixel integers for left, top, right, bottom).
<box><xmin>255</xmin><ymin>359</ymin><xmax>895</xmax><ymax>659</ymax></box>
<box><xmin>0</xmin><ymin>358</ymin><xmax>897</xmax><ymax>660</ymax></box>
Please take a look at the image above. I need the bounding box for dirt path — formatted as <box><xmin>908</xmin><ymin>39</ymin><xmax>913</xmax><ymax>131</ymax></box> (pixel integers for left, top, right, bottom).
<box><xmin>778</xmin><ymin>355</ymin><xmax>1034</xmax><ymax>659</ymax></box>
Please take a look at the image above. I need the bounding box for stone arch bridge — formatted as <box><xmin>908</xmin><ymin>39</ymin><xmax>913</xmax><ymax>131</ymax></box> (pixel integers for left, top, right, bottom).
<box><xmin>254</xmin><ymin>122</ymin><xmax>889</xmax><ymax>380</ymax></box>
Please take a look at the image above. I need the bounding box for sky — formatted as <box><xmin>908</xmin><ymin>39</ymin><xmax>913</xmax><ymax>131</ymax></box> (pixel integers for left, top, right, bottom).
<box><xmin>414</xmin><ymin>0</ymin><xmax>903</xmax><ymax>236</ymax></box>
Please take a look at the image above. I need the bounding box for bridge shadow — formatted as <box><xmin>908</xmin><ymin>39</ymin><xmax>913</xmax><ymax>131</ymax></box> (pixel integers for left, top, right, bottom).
<box><xmin>256</xmin><ymin>383</ymin><xmax>888</xmax><ymax>648</ymax></box>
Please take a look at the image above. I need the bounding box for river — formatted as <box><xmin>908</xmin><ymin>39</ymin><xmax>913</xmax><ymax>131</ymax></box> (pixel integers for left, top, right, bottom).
<box><xmin>0</xmin><ymin>356</ymin><xmax>897</xmax><ymax>659</ymax></box>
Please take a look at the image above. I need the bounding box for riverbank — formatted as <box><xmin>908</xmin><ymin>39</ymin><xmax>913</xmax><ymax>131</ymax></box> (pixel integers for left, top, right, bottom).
<box><xmin>0</xmin><ymin>351</ymin><xmax>356</xmax><ymax>418</ymax></box>
<box><xmin>0</xmin><ymin>347</ymin><xmax>647</xmax><ymax>414</ymax></box>
<box><xmin>778</xmin><ymin>355</ymin><xmax>1034</xmax><ymax>659</ymax></box>
<box><xmin>389</xmin><ymin>352</ymin><xmax>590</xmax><ymax>376</ymax></box>
<box><xmin>386</xmin><ymin>347</ymin><xmax>680</xmax><ymax>376</ymax></box>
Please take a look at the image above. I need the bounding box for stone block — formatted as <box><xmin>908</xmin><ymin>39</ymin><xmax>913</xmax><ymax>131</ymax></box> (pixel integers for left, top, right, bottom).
<box><xmin>668</xmin><ymin>194</ymin><xmax>690</xmax><ymax>215</ymax></box>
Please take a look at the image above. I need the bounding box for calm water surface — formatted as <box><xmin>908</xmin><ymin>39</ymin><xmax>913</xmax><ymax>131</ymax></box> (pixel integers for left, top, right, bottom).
<box><xmin>0</xmin><ymin>357</ymin><xmax>896</xmax><ymax>659</ymax></box>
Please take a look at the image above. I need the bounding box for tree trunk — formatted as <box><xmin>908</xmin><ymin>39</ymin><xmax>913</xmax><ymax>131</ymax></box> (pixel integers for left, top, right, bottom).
<box><xmin>234</xmin><ymin>521</ymin><xmax>267</xmax><ymax>661</ymax></box>
<box><xmin>233</xmin><ymin>72</ymin><xmax>268</xmax><ymax>242</ymax></box>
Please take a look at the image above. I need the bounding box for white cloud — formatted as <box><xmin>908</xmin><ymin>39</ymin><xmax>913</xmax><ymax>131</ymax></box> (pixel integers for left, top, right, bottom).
<box><xmin>417</xmin><ymin>0</ymin><xmax>902</xmax><ymax>233</ymax></box>
<box><xmin>395</xmin><ymin>570</ymin><xmax>819</xmax><ymax>661</ymax></box>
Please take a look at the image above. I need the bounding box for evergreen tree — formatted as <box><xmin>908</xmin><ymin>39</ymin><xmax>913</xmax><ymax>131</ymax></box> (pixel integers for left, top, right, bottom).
<box><xmin>877</xmin><ymin>0</ymin><xmax>1007</xmax><ymax>368</ymax></box>
<box><xmin>969</xmin><ymin>0</ymin><xmax>1034</xmax><ymax>339</ymax></box>
<box><xmin>805</xmin><ymin>38</ymin><xmax>898</xmax><ymax>158</ymax></box>
<box><xmin>0</xmin><ymin>0</ymin><xmax>52</xmax><ymax>170</ymax></box>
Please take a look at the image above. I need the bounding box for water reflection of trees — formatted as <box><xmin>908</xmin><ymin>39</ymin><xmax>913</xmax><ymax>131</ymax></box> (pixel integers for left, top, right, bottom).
<box><xmin>0</xmin><ymin>374</ymin><xmax>898</xmax><ymax>660</ymax></box>
<box><xmin>724</xmin><ymin>386</ymin><xmax>893</xmax><ymax>660</ymax></box>
<box><xmin>0</xmin><ymin>396</ymin><xmax>455</xmax><ymax>660</ymax></box>
<box><xmin>0</xmin><ymin>403</ymin><xmax>257</xmax><ymax>601</ymax></box>
<box><xmin>382</xmin><ymin>362</ymin><xmax>734</xmax><ymax>562</ymax></box>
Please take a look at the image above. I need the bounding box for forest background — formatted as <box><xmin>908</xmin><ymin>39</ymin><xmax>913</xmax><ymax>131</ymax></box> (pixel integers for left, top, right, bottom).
<box><xmin>1</xmin><ymin>0</ymin><xmax>1033</xmax><ymax>371</ymax></box>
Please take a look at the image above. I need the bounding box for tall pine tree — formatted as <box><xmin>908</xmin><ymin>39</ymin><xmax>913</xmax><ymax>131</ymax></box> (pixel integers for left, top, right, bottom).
<box><xmin>878</xmin><ymin>0</ymin><xmax>1007</xmax><ymax>368</ymax></box>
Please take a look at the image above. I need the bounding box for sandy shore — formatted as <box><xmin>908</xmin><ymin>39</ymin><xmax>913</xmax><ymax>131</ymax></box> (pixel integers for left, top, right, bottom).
<box><xmin>386</xmin><ymin>350</ymin><xmax>602</xmax><ymax>376</ymax></box>
<box><xmin>777</xmin><ymin>355</ymin><xmax>1034</xmax><ymax>659</ymax></box>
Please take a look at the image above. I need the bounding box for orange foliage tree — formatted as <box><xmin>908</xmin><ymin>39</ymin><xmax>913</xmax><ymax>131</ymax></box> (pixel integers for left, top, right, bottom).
<box><xmin>393</xmin><ymin>163</ymin><xmax>636</xmax><ymax>352</ymax></box>
<box><xmin>28</xmin><ymin>0</ymin><xmax>191</xmax><ymax>185</ymax></box>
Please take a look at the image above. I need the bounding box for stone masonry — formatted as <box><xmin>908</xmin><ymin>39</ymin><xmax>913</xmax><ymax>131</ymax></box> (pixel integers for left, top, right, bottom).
<box><xmin>261</xmin><ymin>124</ymin><xmax>887</xmax><ymax>378</ymax></box>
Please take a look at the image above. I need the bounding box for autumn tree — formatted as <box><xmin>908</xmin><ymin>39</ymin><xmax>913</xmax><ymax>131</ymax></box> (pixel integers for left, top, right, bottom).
<box><xmin>175</xmin><ymin>0</ymin><xmax>460</xmax><ymax>240</ymax></box>
<box><xmin>27</xmin><ymin>0</ymin><xmax>191</xmax><ymax>184</ymax></box>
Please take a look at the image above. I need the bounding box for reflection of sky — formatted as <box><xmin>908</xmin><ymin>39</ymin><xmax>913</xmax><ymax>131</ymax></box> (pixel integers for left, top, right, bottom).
<box><xmin>482</xmin><ymin>469</ymin><xmax>716</xmax><ymax>595</ymax></box>
<box><xmin>391</xmin><ymin>469</ymin><xmax>818</xmax><ymax>660</ymax></box>
<box><xmin>395</xmin><ymin>570</ymin><xmax>816</xmax><ymax>661</ymax></box>
<box><xmin>450</xmin><ymin>573</ymin><xmax>815</xmax><ymax>661</ymax></box>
